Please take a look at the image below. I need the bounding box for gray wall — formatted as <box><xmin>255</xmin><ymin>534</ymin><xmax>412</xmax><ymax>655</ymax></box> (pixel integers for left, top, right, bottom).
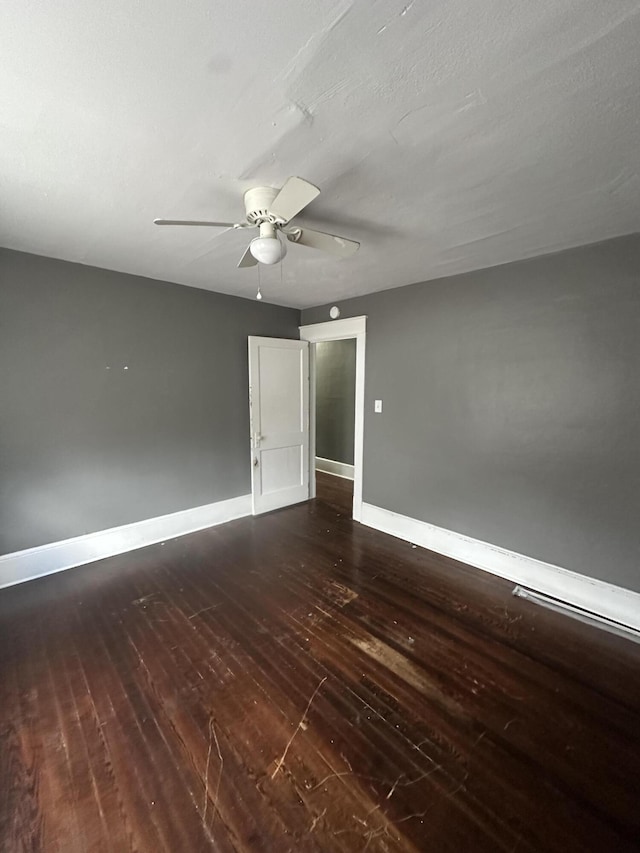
<box><xmin>315</xmin><ymin>339</ymin><xmax>356</xmax><ymax>465</ymax></box>
<box><xmin>0</xmin><ymin>249</ymin><xmax>299</xmax><ymax>554</ymax></box>
<box><xmin>303</xmin><ymin>234</ymin><xmax>640</xmax><ymax>593</ymax></box>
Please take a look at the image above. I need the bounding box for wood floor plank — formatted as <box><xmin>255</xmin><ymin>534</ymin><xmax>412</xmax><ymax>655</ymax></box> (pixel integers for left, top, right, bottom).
<box><xmin>1</xmin><ymin>473</ymin><xmax>639</xmax><ymax>851</ymax></box>
<box><xmin>0</xmin><ymin>632</ymin><xmax>45</xmax><ymax>853</ymax></box>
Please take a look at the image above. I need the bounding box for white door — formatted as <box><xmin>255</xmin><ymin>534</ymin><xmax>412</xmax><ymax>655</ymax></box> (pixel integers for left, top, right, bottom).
<box><xmin>248</xmin><ymin>336</ymin><xmax>309</xmax><ymax>514</ymax></box>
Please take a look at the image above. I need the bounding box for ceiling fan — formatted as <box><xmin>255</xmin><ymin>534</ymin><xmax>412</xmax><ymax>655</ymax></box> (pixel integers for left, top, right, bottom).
<box><xmin>154</xmin><ymin>177</ymin><xmax>359</xmax><ymax>267</ymax></box>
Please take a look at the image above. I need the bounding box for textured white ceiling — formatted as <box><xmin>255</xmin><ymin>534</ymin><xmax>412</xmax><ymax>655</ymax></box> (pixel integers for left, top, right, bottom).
<box><xmin>2</xmin><ymin>0</ymin><xmax>640</xmax><ymax>308</ymax></box>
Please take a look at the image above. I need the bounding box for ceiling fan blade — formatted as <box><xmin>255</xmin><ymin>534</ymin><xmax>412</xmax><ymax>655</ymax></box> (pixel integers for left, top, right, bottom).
<box><xmin>237</xmin><ymin>244</ymin><xmax>258</xmax><ymax>268</ymax></box>
<box><xmin>154</xmin><ymin>219</ymin><xmax>246</xmax><ymax>227</ymax></box>
<box><xmin>270</xmin><ymin>177</ymin><xmax>320</xmax><ymax>223</ymax></box>
<box><xmin>288</xmin><ymin>227</ymin><xmax>360</xmax><ymax>258</ymax></box>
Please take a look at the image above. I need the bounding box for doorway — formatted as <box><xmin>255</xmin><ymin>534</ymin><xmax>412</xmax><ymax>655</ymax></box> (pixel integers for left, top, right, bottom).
<box><xmin>299</xmin><ymin>316</ymin><xmax>366</xmax><ymax>521</ymax></box>
<box><xmin>314</xmin><ymin>338</ymin><xmax>356</xmax><ymax>515</ymax></box>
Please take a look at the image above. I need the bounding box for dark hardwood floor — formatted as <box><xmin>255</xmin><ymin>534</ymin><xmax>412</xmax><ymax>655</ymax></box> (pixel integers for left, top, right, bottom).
<box><xmin>315</xmin><ymin>470</ymin><xmax>354</xmax><ymax>517</ymax></box>
<box><xmin>1</xmin><ymin>478</ymin><xmax>639</xmax><ymax>852</ymax></box>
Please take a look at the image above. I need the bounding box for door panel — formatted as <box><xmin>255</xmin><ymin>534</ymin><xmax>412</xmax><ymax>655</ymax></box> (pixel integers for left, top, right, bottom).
<box><xmin>259</xmin><ymin>348</ymin><xmax>304</xmax><ymax>434</ymax></box>
<box><xmin>261</xmin><ymin>446</ymin><xmax>303</xmax><ymax>494</ymax></box>
<box><xmin>248</xmin><ymin>336</ymin><xmax>309</xmax><ymax>514</ymax></box>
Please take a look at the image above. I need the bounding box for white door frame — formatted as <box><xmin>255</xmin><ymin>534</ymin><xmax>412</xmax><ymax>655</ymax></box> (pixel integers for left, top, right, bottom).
<box><xmin>299</xmin><ymin>316</ymin><xmax>366</xmax><ymax>522</ymax></box>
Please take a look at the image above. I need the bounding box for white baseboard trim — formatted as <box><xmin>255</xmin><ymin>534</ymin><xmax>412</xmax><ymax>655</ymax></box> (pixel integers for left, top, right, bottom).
<box><xmin>361</xmin><ymin>502</ymin><xmax>640</xmax><ymax>634</ymax></box>
<box><xmin>0</xmin><ymin>494</ymin><xmax>252</xmax><ymax>590</ymax></box>
<box><xmin>315</xmin><ymin>457</ymin><xmax>355</xmax><ymax>480</ymax></box>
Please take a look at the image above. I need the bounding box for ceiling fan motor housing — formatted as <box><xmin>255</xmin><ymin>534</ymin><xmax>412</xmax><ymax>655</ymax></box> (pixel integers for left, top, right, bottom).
<box><xmin>243</xmin><ymin>186</ymin><xmax>282</xmax><ymax>225</ymax></box>
<box><xmin>154</xmin><ymin>177</ymin><xmax>359</xmax><ymax>266</ymax></box>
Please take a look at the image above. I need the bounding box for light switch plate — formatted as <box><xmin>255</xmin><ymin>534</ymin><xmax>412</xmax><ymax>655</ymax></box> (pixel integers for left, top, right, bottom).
<box><xmin>374</xmin><ymin>399</ymin><xmax>383</xmax><ymax>413</ymax></box>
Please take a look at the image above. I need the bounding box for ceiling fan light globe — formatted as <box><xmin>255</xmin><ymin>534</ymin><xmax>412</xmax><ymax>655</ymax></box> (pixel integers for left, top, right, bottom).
<box><xmin>249</xmin><ymin>235</ymin><xmax>286</xmax><ymax>265</ymax></box>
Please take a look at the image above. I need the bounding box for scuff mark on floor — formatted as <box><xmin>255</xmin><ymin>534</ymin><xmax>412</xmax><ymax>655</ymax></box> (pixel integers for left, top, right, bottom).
<box><xmin>349</xmin><ymin>634</ymin><xmax>466</xmax><ymax>717</ymax></box>
<box><xmin>132</xmin><ymin>593</ymin><xmax>160</xmax><ymax>606</ymax></box>
<box><xmin>271</xmin><ymin>675</ymin><xmax>328</xmax><ymax>779</ymax></box>
<box><xmin>308</xmin><ymin>807</ymin><xmax>327</xmax><ymax>832</ymax></box>
<box><xmin>188</xmin><ymin>604</ymin><xmax>219</xmax><ymax>620</ymax></box>
<box><xmin>202</xmin><ymin>716</ymin><xmax>223</xmax><ymax>832</ymax></box>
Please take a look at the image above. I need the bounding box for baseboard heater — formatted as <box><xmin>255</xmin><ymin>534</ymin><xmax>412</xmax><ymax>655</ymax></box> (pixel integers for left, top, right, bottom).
<box><xmin>512</xmin><ymin>585</ymin><xmax>640</xmax><ymax>644</ymax></box>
